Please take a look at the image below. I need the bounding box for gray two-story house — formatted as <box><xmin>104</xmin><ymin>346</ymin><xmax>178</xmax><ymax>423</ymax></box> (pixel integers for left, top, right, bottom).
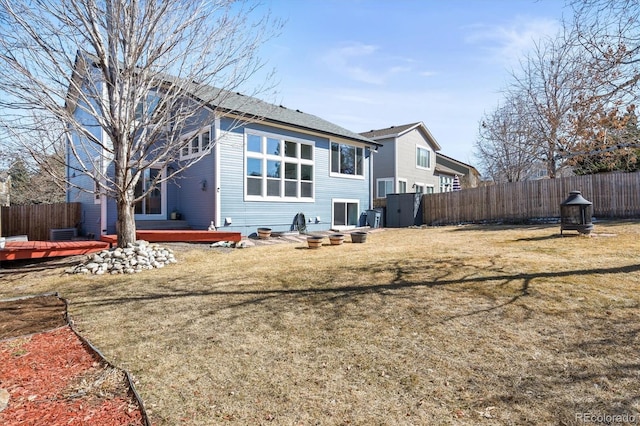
<box><xmin>361</xmin><ymin>122</ymin><xmax>442</xmax><ymax>198</ymax></box>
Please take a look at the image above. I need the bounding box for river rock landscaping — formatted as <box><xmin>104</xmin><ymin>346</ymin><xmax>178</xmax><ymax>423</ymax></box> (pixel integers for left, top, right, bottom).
<box><xmin>65</xmin><ymin>241</ymin><xmax>177</xmax><ymax>275</ymax></box>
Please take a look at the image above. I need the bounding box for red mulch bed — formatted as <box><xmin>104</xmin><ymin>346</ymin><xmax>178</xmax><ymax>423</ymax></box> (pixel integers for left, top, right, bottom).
<box><xmin>0</xmin><ymin>295</ymin><xmax>145</xmax><ymax>425</ymax></box>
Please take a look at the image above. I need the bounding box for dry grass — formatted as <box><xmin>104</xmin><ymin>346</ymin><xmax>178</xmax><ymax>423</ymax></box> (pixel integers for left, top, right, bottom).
<box><xmin>2</xmin><ymin>221</ymin><xmax>640</xmax><ymax>425</ymax></box>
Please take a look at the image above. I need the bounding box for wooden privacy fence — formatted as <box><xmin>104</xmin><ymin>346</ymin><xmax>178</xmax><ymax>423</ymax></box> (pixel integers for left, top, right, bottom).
<box><xmin>1</xmin><ymin>203</ymin><xmax>81</xmax><ymax>241</ymax></box>
<box><xmin>423</xmin><ymin>171</ymin><xmax>640</xmax><ymax>225</ymax></box>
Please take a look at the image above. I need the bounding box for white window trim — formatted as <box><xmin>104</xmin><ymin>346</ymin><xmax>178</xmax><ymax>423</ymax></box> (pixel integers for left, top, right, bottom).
<box><xmin>244</xmin><ymin>130</ymin><xmax>315</xmax><ymax>203</ymax></box>
<box><xmin>414</xmin><ymin>182</ymin><xmax>425</xmax><ymax>194</ymax></box>
<box><xmin>332</xmin><ymin>198</ymin><xmax>360</xmax><ymax>231</ymax></box>
<box><xmin>425</xmin><ymin>184</ymin><xmax>435</xmax><ymax>194</ymax></box>
<box><xmin>180</xmin><ymin>127</ymin><xmax>212</xmax><ymax>160</ymax></box>
<box><xmin>416</xmin><ymin>145</ymin><xmax>431</xmax><ymax>170</ymax></box>
<box><xmin>330</xmin><ymin>141</ymin><xmax>366</xmax><ymax>180</ymax></box>
<box><xmin>376</xmin><ymin>178</ymin><xmax>394</xmax><ymax>198</ymax></box>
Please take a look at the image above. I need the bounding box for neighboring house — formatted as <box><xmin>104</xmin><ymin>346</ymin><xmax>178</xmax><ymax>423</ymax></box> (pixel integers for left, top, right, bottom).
<box><xmin>435</xmin><ymin>153</ymin><xmax>481</xmax><ymax>192</ymax></box>
<box><xmin>360</xmin><ymin>122</ymin><xmax>442</xmax><ymax>198</ymax></box>
<box><xmin>0</xmin><ymin>172</ymin><xmax>9</xmax><ymax>206</ymax></box>
<box><xmin>66</xmin><ymin>61</ymin><xmax>379</xmax><ymax>238</ymax></box>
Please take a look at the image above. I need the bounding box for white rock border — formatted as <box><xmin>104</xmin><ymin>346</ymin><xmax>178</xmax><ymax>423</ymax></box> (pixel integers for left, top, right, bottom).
<box><xmin>66</xmin><ymin>240</ymin><xmax>177</xmax><ymax>275</ymax></box>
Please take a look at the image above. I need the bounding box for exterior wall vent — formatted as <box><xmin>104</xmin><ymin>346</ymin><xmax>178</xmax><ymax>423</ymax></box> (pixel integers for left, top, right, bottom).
<box><xmin>49</xmin><ymin>227</ymin><xmax>78</xmax><ymax>241</ymax></box>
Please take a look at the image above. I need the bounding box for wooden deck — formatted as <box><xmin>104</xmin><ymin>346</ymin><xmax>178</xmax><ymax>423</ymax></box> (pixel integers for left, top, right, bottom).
<box><xmin>0</xmin><ymin>240</ymin><xmax>110</xmax><ymax>262</ymax></box>
<box><xmin>0</xmin><ymin>230</ymin><xmax>242</xmax><ymax>262</ymax></box>
<box><xmin>100</xmin><ymin>230</ymin><xmax>243</xmax><ymax>245</ymax></box>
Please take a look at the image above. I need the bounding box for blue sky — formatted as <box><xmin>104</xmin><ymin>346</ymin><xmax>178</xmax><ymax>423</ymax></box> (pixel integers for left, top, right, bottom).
<box><xmin>254</xmin><ymin>0</ymin><xmax>569</xmax><ymax>166</ymax></box>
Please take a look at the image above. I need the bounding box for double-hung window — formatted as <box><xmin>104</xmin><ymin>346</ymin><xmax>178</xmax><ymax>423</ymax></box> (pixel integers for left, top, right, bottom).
<box><xmin>246</xmin><ymin>132</ymin><xmax>314</xmax><ymax>201</ymax></box>
<box><xmin>331</xmin><ymin>142</ymin><xmax>364</xmax><ymax>177</ymax></box>
<box><xmin>416</xmin><ymin>146</ymin><xmax>431</xmax><ymax>169</ymax></box>
<box><xmin>377</xmin><ymin>178</ymin><xmax>394</xmax><ymax>198</ymax></box>
<box><xmin>180</xmin><ymin>129</ymin><xmax>211</xmax><ymax>160</ymax></box>
<box><xmin>398</xmin><ymin>179</ymin><xmax>407</xmax><ymax>193</ymax></box>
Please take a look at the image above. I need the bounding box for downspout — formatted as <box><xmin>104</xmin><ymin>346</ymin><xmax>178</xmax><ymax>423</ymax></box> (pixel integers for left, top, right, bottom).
<box><xmin>213</xmin><ymin>116</ymin><xmax>221</xmax><ymax>228</ymax></box>
<box><xmin>100</xmin><ymin>132</ymin><xmax>108</xmax><ymax>236</ymax></box>
<box><xmin>369</xmin><ymin>146</ymin><xmax>375</xmax><ymax>209</ymax></box>
<box><xmin>65</xmin><ymin>127</ymin><xmax>71</xmax><ymax>203</ymax></box>
<box><xmin>100</xmin><ymin>79</ymin><xmax>108</xmax><ymax>236</ymax></box>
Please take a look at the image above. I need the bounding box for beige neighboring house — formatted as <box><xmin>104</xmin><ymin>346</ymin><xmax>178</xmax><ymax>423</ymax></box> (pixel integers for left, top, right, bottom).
<box><xmin>361</xmin><ymin>122</ymin><xmax>442</xmax><ymax>198</ymax></box>
<box><xmin>0</xmin><ymin>172</ymin><xmax>9</xmax><ymax>206</ymax></box>
<box><xmin>435</xmin><ymin>152</ymin><xmax>481</xmax><ymax>192</ymax></box>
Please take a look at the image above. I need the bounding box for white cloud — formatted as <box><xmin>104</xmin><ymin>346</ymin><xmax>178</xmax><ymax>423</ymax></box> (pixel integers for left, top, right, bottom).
<box><xmin>321</xmin><ymin>41</ymin><xmax>415</xmax><ymax>85</ymax></box>
<box><xmin>465</xmin><ymin>17</ymin><xmax>560</xmax><ymax>66</ymax></box>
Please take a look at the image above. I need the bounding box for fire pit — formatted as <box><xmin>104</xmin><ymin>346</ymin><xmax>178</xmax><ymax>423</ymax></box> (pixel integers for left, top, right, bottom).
<box><xmin>560</xmin><ymin>191</ymin><xmax>594</xmax><ymax>235</ymax></box>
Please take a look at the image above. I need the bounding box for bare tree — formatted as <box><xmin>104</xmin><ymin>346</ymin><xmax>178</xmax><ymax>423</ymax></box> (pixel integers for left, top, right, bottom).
<box><xmin>509</xmin><ymin>33</ymin><xmax>590</xmax><ymax>178</ymax></box>
<box><xmin>570</xmin><ymin>0</ymin><xmax>640</xmax><ymax>102</ymax></box>
<box><xmin>562</xmin><ymin>0</ymin><xmax>640</xmax><ymax>163</ymax></box>
<box><xmin>475</xmin><ymin>92</ymin><xmax>540</xmax><ymax>182</ymax></box>
<box><xmin>0</xmin><ymin>0</ymin><xmax>280</xmax><ymax>246</ymax></box>
<box><xmin>476</xmin><ymin>1</ymin><xmax>640</xmax><ymax>181</ymax></box>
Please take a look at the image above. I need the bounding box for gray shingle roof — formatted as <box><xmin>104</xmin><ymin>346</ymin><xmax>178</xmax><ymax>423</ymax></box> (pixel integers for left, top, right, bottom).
<box><xmin>359</xmin><ymin>122</ymin><xmax>422</xmax><ymax>139</ymax></box>
<box><xmin>359</xmin><ymin>121</ymin><xmax>441</xmax><ymax>151</ymax></box>
<box><xmin>191</xmin><ymin>83</ymin><xmax>377</xmax><ymax>146</ymax></box>
<box><xmin>72</xmin><ymin>51</ymin><xmax>376</xmax><ymax>146</ymax></box>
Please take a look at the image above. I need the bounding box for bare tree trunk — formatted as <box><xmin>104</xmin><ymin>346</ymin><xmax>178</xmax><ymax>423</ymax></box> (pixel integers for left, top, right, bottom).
<box><xmin>114</xmin><ymin>138</ymin><xmax>136</xmax><ymax>247</ymax></box>
<box><xmin>116</xmin><ymin>188</ymin><xmax>136</xmax><ymax>247</ymax></box>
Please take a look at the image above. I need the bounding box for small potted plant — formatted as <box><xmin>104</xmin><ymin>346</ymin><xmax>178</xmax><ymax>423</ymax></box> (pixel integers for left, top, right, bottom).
<box><xmin>328</xmin><ymin>233</ymin><xmax>345</xmax><ymax>245</ymax></box>
<box><xmin>257</xmin><ymin>227</ymin><xmax>272</xmax><ymax>239</ymax></box>
<box><xmin>307</xmin><ymin>235</ymin><xmax>324</xmax><ymax>249</ymax></box>
<box><xmin>350</xmin><ymin>231</ymin><xmax>367</xmax><ymax>243</ymax></box>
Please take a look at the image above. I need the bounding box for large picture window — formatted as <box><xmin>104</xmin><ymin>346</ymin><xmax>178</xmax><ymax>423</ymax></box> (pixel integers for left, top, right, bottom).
<box><xmin>246</xmin><ymin>131</ymin><xmax>314</xmax><ymax>201</ymax></box>
<box><xmin>331</xmin><ymin>142</ymin><xmax>364</xmax><ymax>177</ymax></box>
<box><xmin>417</xmin><ymin>146</ymin><xmax>430</xmax><ymax>169</ymax></box>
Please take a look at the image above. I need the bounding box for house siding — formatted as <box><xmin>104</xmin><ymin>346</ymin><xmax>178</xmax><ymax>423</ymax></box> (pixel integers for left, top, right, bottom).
<box><xmin>175</xmin><ymin>150</ymin><xmax>216</xmax><ymax>229</ymax></box>
<box><xmin>372</xmin><ymin>137</ymin><xmax>396</xmax><ymax>182</ymax></box>
<box><xmin>396</xmin><ymin>128</ymin><xmax>439</xmax><ymax>191</ymax></box>
<box><xmin>66</xmin><ymin>82</ymin><xmax>106</xmax><ymax>239</ymax></box>
<box><xmin>215</xmin><ymin>118</ymin><xmax>371</xmax><ymax>236</ymax></box>
<box><xmin>435</xmin><ymin>154</ymin><xmax>480</xmax><ymax>188</ymax></box>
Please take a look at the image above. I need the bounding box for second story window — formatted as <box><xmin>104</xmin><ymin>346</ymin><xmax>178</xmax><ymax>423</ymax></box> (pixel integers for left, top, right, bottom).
<box><xmin>180</xmin><ymin>130</ymin><xmax>211</xmax><ymax>160</ymax></box>
<box><xmin>417</xmin><ymin>146</ymin><xmax>430</xmax><ymax>169</ymax></box>
<box><xmin>331</xmin><ymin>142</ymin><xmax>364</xmax><ymax>177</ymax></box>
